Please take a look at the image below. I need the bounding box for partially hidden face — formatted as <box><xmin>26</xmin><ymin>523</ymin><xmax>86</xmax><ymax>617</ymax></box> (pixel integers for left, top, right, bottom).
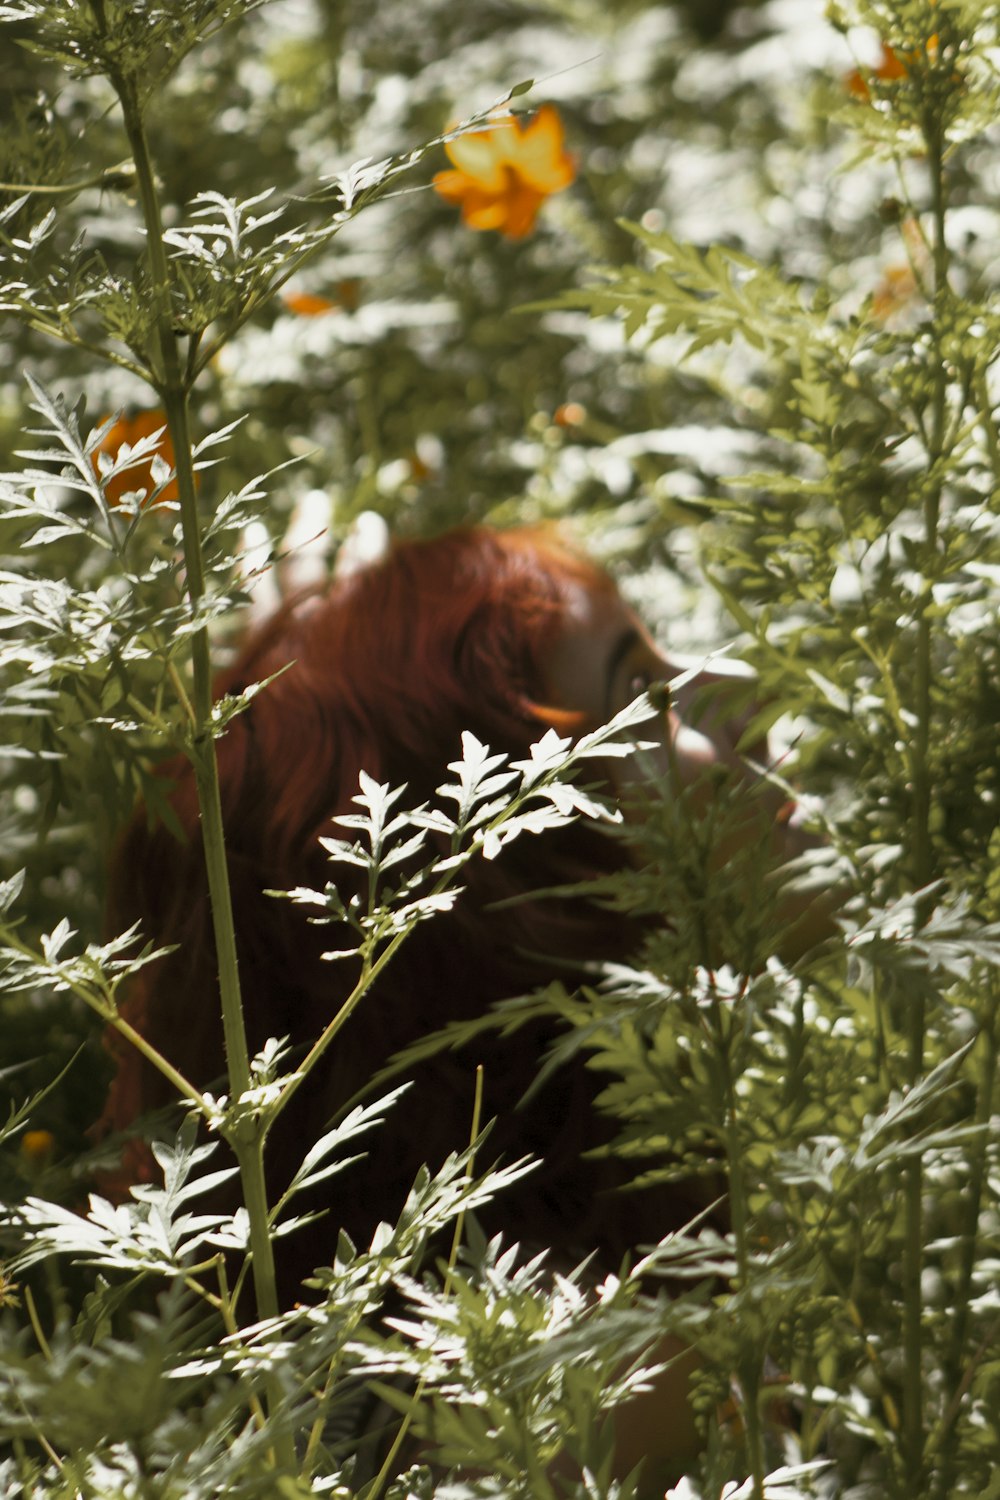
<box><xmin>536</xmin><ymin>555</ymin><xmax>826</xmax><ymax>952</ymax></box>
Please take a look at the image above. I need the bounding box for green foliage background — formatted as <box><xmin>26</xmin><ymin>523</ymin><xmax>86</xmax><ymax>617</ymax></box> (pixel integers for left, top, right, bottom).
<box><xmin>1</xmin><ymin>1</ymin><xmax>999</xmax><ymax>1497</ymax></box>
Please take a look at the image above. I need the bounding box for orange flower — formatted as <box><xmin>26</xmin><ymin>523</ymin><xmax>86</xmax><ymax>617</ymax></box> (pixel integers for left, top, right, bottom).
<box><xmin>282</xmin><ymin>290</ymin><xmax>339</xmax><ymax>317</ymax></box>
<box><xmin>92</xmin><ymin>409</ymin><xmax>179</xmax><ymax>508</ymax></box>
<box><xmin>847</xmin><ymin>41</ymin><xmax>908</xmax><ymax>98</ymax></box>
<box><xmin>871</xmin><ymin>263</ymin><xmax>920</xmax><ymax>323</ymax></box>
<box><xmin>433</xmin><ymin>104</ymin><xmax>576</xmax><ymax>240</ymax></box>
<box><xmin>871</xmin><ymin>218</ymin><xmax>927</xmax><ymax>324</ymax></box>
<box><xmin>847</xmin><ymin>36</ymin><xmax>944</xmax><ymax>99</ymax></box>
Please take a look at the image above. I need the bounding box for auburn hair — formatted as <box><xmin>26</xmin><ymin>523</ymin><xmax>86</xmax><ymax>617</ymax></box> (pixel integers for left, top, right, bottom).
<box><xmin>102</xmin><ymin>525</ymin><xmax>678</xmax><ymax>1290</ymax></box>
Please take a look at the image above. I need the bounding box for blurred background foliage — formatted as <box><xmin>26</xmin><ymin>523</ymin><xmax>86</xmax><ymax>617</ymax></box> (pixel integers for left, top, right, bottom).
<box><xmin>0</xmin><ymin>0</ymin><xmax>882</xmax><ymax>579</ymax></box>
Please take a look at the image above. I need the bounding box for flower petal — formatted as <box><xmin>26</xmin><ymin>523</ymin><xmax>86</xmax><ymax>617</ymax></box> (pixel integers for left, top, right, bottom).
<box><xmin>433</xmin><ymin>168</ymin><xmax>477</xmax><ymax>203</ymax></box>
<box><xmin>506</xmin><ymin>105</ymin><xmax>576</xmax><ymax>192</ymax></box>
<box><xmin>498</xmin><ymin>184</ymin><xmax>546</xmax><ymax>239</ymax></box>
<box><xmin>461</xmin><ymin>188</ymin><xmax>518</xmax><ymax>232</ymax></box>
<box><xmin>443</xmin><ymin>127</ymin><xmax>512</xmax><ymax>191</ymax></box>
<box><xmin>433</xmin><ymin>106</ymin><xmax>574</xmax><ymax>238</ymax></box>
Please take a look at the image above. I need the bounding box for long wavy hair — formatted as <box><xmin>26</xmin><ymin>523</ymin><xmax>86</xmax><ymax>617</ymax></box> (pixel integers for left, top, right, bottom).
<box><xmin>102</xmin><ymin>526</ymin><xmax>671</xmax><ymax>1284</ymax></box>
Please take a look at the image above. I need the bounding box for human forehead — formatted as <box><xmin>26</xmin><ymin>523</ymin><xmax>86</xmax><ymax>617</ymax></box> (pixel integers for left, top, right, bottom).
<box><xmin>541</xmin><ymin>575</ymin><xmax>658</xmax><ymax>716</ymax></box>
<box><xmin>549</xmin><ymin>572</ymin><xmax>642</xmax><ymax>640</ymax></box>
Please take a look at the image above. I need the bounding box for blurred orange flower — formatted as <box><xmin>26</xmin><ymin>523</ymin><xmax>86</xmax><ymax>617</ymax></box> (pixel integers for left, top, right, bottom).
<box><xmin>871</xmin><ymin>216</ymin><xmax>927</xmax><ymax>324</ymax></box>
<box><xmin>847</xmin><ymin>36</ymin><xmax>943</xmax><ymax>99</ymax></box>
<box><xmin>433</xmin><ymin>104</ymin><xmax>576</xmax><ymax>240</ymax></box>
<box><xmin>871</xmin><ymin>263</ymin><xmax>919</xmax><ymax>323</ymax></box>
<box><xmin>92</xmin><ymin>409</ymin><xmax>178</xmax><ymax>507</ymax></box>
<box><xmin>847</xmin><ymin>41</ymin><xmax>908</xmax><ymax>99</ymax></box>
<box><xmin>282</xmin><ymin>290</ymin><xmax>339</xmax><ymax>316</ymax></box>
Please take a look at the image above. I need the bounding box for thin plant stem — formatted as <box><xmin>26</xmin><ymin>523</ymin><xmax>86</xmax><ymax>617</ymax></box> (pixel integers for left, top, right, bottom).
<box><xmin>900</xmin><ymin>92</ymin><xmax>951</xmax><ymax>1495</ymax></box>
<box><xmin>106</xmin><ymin>58</ymin><xmax>291</xmax><ymax>1461</ymax></box>
<box><xmin>709</xmin><ymin>978</ymin><xmax>765</xmax><ymax>1500</ymax></box>
<box><xmin>23</xmin><ymin>1284</ymin><xmax>54</xmax><ymax>1363</ymax></box>
<box><xmin>0</xmin><ymin>925</ymin><xmax>210</xmax><ymax>1119</ymax></box>
<box><xmin>267</xmin><ymin>788</ymin><xmax>544</xmax><ymax>1136</ymax></box>
<box><xmin>929</xmin><ymin>985</ymin><xmax>1000</xmax><ymax>1496</ymax></box>
<box><xmin>110</xmin><ymin>76</ymin><xmax>252</xmax><ymax>1091</ymax></box>
<box><xmin>266</xmin><ymin>933</ymin><xmax>407</xmax><ymax>1139</ymax></box>
<box><xmin>2</xmin><ymin>304</ymin><xmax>151</xmax><ymax>378</ymax></box>
<box><xmin>213</xmin><ymin>1257</ymin><xmax>271</xmax><ymax>1437</ymax></box>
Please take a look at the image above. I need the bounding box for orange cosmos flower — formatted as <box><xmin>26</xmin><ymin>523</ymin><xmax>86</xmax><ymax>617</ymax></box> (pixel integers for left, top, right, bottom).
<box><xmin>433</xmin><ymin>104</ymin><xmax>576</xmax><ymax>240</ymax></box>
<box><xmin>92</xmin><ymin>409</ymin><xmax>179</xmax><ymax>507</ymax></box>
<box><xmin>282</xmin><ymin>290</ymin><xmax>339</xmax><ymax>316</ymax></box>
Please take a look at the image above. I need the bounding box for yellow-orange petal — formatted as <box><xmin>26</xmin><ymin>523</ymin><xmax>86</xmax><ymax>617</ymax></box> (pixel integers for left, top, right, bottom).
<box><xmin>871</xmin><ymin>263</ymin><xmax>919</xmax><ymax>323</ymax></box>
<box><xmin>435</xmin><ymin>106</ymin><xmax>573</xmax><ymax>238</ymax></box>
<box><xmin>876</xmin><ymin>42</ymin><xmax>908</xmax><ymax>80</ymax></box>
<box><xmin>506</xmin><ymin>104</ymin><xmax>576</xmax><ymax>193</ymax></box>
<box><xmin>846</xmin><ymin>40</ymin><xmax>909</xmax><ymax>98</ymax></box>
<box><xmin>443</xmin><ymin>127</ymin><xmax>512</xmax><ymax>192</ymax></box>
<box><xmin>432</xmin><ymin>167</ymin><xmax>479</xmax><ymax>204</ymax></box>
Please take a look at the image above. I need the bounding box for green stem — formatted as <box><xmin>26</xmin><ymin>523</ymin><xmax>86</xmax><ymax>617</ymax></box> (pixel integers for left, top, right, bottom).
<box><xmin>901</xmin><ymin>104</ymin><xmax>951</xmax><ymax>1496</ymax></box>
<box><xmin>110</xmin><ymin>69</ymin><xmax>288</xmax><ymax>1442</ymax></box>
<box><xmin>0</xmin><ymin>926</ymin><xmax>211</xmax><ymax>1121</ymax></box>
<box><xmin>709</xmin><ymin>983</ymin><xmax>765</xmax><ymax>1500</ymax></box>
<box><xmin>11</xmin><ymin>309</ymin><xmax>149</xmax><ymax>379</ymax></box>
<box><xmin>112</xmin><ymin>76</ymin><xmax>252</xmax><ymax>1096</ymax></box>
<box><xmin>23</xmin><ymin>1284</ymin><xmax>54</xmax><ymax>1362</ymax></box>
<box><xmin>929</xmin><ymin>986</ymin><xmax>1000</xmax><ymax>1496</ymax></box>
<box><xmin>0</xmin><ymin>171</ymin><xmax>109</xmax><ymax>195</ymax></box>
<box><xmin>267</xmin><ymin>928</ymin><xmax>410</xmax><ymax>1141</ymax></box>
<box><xmin>267</xmin><ymin>773</ymin><xmax>561</xmax><ymax>1141</ymax></box>
<box><xmin>233</xmin><ymin>1136</ymin><xmax>285</xmax><ymax>1368</ymax></box>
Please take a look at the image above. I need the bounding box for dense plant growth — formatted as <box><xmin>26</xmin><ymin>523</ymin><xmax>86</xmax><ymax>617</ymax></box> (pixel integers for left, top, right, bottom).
<box><xmin>1</xmin><ymin>1</ymin><xmax>999</xmax><ymax>1496</ymax></box>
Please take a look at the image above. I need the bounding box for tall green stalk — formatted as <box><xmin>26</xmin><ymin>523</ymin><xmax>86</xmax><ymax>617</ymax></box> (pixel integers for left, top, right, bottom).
<box><xmin>929</xmin><ymin>985</ymin><xmax>1000</xmax><ymax>1499</ymax></box>
<box><xmin>106</xmin><ymin>60</ymin><xmax>290</xmax><ymax>1455</ymax></box>
<box><xmin>900</xmin><ymin>95</ymin><xmax>950</xmax><ymax>1495</ymax></box>
<box><xmin>709</xmin><ymin>984</ymin><xmax>765</xmax><ymax>1500</ymax></box>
